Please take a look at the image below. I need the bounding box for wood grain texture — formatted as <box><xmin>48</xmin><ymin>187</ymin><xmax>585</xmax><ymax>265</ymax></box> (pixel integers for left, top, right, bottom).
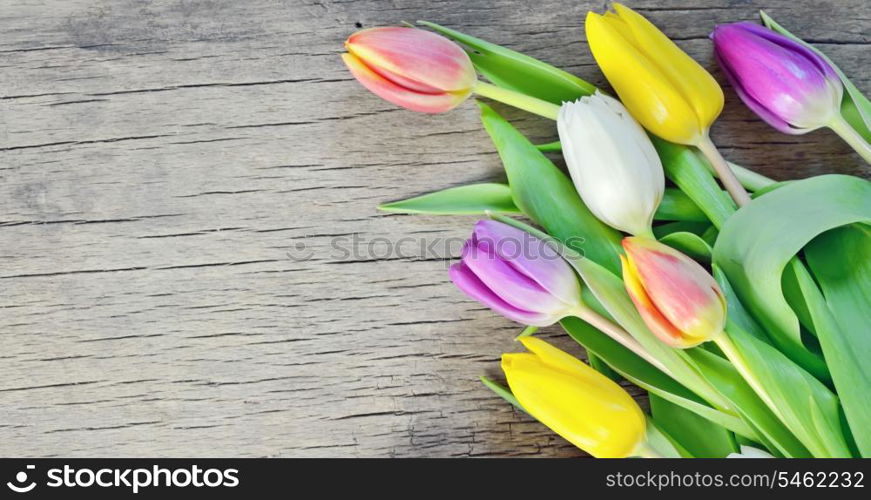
<box><xmin>0</xmin><ymin>0</ymin><xmax>867</xmax><ymax>457</ymax></box>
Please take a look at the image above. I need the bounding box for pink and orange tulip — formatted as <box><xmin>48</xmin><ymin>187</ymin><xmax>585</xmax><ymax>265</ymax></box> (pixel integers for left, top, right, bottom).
<box><xmin>620</xmin><ymin>237</ymin><xmax>726</xmax><ymax>348</ymax></box>
<box><xmin>341</xmin><ymin>27</ymin><xmax>477</xmax><ymax>113</ymax></box>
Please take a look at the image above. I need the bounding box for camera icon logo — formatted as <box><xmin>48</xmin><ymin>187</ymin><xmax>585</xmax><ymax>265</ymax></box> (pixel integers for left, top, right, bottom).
<box><xmin>7</xmin><ymin>465</ymin><xmax>36</xmax><ymax>493</ymax></box>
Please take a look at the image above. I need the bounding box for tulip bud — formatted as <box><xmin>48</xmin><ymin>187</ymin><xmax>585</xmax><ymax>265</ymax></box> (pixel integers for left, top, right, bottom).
<box><xmin>449</xmin><ymin>220</ymin><xmax>581</xmax><ymax>327</ymax></box>
<box><xmin>557</xmin><ymin>91</ymin><xmax>664</xmax><ymax>237</ymax></box>
<box><xmin>711</xmin><ymin>22</ymin><xmax>843</xmax><ymax>134</ymax></box>
<box><xmin>502</xmin><ymin>337</ymin><xmax>647</xmax><ymax>458</ymax></box>
<box><xmin>341</xmin><ymin>27</ymin><xmax>477</xmax><ymax>113</ymax></box>
<box><xmin>585</xmin><ymin>3</ymin><xmax>723</xmax><ymax>146</ymax></box>
<box><xmin>620</xmin><ymin>237</ymin><xmax>726</xmax><ymax>348</ymax></box>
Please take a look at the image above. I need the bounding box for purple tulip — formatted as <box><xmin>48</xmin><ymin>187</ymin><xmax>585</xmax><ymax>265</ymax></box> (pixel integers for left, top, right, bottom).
<box><xmin>711</xmin><ymin>22</ymin><xmax>842</xmax><ymax>134</ymax></box>
<box><xmin>448</xmin><ymin>220</ymin><xmax>582</xmax><ymax>326</ymax></box>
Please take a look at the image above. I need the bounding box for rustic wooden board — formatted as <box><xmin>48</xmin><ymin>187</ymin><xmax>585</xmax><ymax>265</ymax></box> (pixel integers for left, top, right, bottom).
<box><xmin>0</xmin><ymin>0</ymin><xmax>867</xmax><ymax>457</ymax></box>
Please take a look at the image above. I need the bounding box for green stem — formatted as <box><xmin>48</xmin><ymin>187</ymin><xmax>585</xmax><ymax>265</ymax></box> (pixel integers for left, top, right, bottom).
<box><xmin>473</xmin><ymin>81</ymin><xmax>560</xmax><ymax>120</ymax></box>
<box><xmin>727</xmin><ymin>162</ymin><xmax>776</xmax><ymax>191</ymax></box>
<box><xmin>828</xmin><ymin>113</ymin><xmax>871</xmax><ymax>163</ymax></box>
<box><xmin>713</xmin><ymin>332</ymin><xmax>786</xmax><ymax>427</ymax></box>
<box><xmin>696</xmin><ymin>136</ymin><xmax>752</xmax><ymax>207</ymax></box>
<box><xmin>571</xmin><ymin>304</ymin><xmax>672</xmax><ymax>376</ymax></box>
<box><xmin>635</xmin><ymin>226</ymin><xmax>656</xmax><ymax>239</ymax></box>
<box><xmin>515</xmin><ymin>325</ymin><xmax>538</xmax><ymax>339</ymax></box>
<box><xmin>715</xmin><ymin>332</ymin><xmax>838</xmax><ymax>458</ymax></box>
<box><xmin>534</xmin><ymin>140</ymin><xmax>563</xmax><ymax>152</ymax></box>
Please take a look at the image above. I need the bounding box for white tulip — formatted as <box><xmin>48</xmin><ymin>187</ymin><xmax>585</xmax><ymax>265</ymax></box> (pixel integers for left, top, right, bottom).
<box><xmin>557</xmin><ymin>91</ymin><xmax>664</xmax><ymax>237</ymax></box>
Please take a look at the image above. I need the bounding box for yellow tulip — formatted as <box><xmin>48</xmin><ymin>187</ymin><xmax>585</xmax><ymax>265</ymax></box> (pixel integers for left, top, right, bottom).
<box><xmin>585</xmin><ymin>3</ymin><xmax>723</xmax><ymax>146</ymax></box>
<box><xmin>501</xmin><ymin>337</ymin><xmax>646</xmax><ymax>458</ymax></box>
<box><xmin>585</xmin><ymin>3</ymin><xmax>751</xmax><ymax>207</ymax></box>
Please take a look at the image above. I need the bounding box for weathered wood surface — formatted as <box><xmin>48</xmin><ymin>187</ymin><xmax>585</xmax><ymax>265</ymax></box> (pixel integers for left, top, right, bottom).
<box><xmin>0</xmin><ymin>0</ymin><xmax>867</xmax><ymax>457</ymax></box>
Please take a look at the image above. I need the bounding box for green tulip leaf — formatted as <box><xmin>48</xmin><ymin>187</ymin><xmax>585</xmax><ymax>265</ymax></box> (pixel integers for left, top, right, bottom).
<box><xmin>653</xmin><ymin>221</ymin><xmax>712</xmax><ymax>239</ymax></box>
<box><xmin>379</xmin><ymin>182</ymin><xmax>708</xmax><ymax>223</ymax></box>
<box><xmin>653</xmin><ymin>138</ymin><xmax>737</xmax><ymax>229</ymax></box>
<box><xmin>378</xmin><ymin>183</ymin><xmax>520</xmax><ymax>215</ymax></box>
<box><xmin>780</xmin><ymin>260</ymin><xmax>819</xmax><ymax>338</ymax></box>
<box><xmin>713</xmin><ymin>267</ymin><xmax>770</xmax><ymax>343</ymax></box>
<box><xmin>534</xmin><ymin>140</ymin><xmax>563</xmax><ymax>152</ymax></box>
<box><xmin>586</xmin><ymin>351</ymin><xmax>623</xmax><ymax>383</ymax></box>
<box><xmin>712</xmin><ymin>176</ymin><xmax>871</xmax><ymax>457</ymax></box>
<box><xmin>714</xmin><ymin>175</ymin><xmax>871</xmax><ymax>380</ymax></box>
<box><xmin>480</xmin><ymin>376</ymin><xmax>526</xmax><ymax>414</ymax></box>
<box><xmin>717</xmin><ymin>320</ymin><xmax>851</xmax><ymax>457</ymax></box>
<box><xmin>659</xmin><ymin>231</ymin><xmax>712</xmax><ymax>263</ymax></box>
<box><xmin>645</xmin><ymin>419</ymin><xmax>693</xmax><ymax>458</ymax></box>
<box><xmin>418</xmin><ymin>21</ymin><xmax>596</xmax><ymax>105</ymax></box>
<box><xmin>685</xmin><ymin>347</ymin><xmax>811</xmax><ymax>458</ymax></box>
<box><xmin>477</xmin><ymin>102</ymin><xmax>624</xmax><ymax>273</ymax></box>
<box><xmin>649</xmin><ymin>392</ymin><xmax>737</xmax><ymax>458</ymax></box>
<box><xmin>804</xmin><ymin>224</ymin><xmax>871</xmax><ymax>456</ymax></box>
<box><xmin>657</xmin><ymin>188</ymin><xmax>709</xmax><ymax>222</ymax></box>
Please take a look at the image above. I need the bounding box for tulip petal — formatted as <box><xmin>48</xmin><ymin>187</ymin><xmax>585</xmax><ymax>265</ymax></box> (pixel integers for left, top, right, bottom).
<box><xmin>448</xmin><ymin>262</ymin><xmax>554</xmax><ymax>326</ymax></box>
<box><xmin>585</xmin><ymin>12</ymin><xmax>701</xmax><ymax>144</ymax></box>
<box><xmin>714</xmin><ymin>51</ymin><xmax>797</xmax><ymax>134</ymax></box>
<box><xmin>612</xmin><ymin>3</ymin><xmax>723</xmax><ymax>134</ymax></box>
<box><xmin>342</xmin><ymin>53</ymin><xmax>466</xmax><ymax>113</ymax></box>
<box><xmin>346</xmin><ymin>27</ymin><xmax>476</xmax><ymax>93</ymax></box>
<box><xmin>623</xmin><ymin>238</ymin><xmax>725</xmax><ymax>343</ymax></box>
<box><xmin>517</xmin><ymin>336</ymin><xmax>597</xmax><ymax>382</ymax></box>
<box><xmin>621</xmin><ymin>255</ymin><xmax>689</xmax><ymax>347</ymax></box>
<box><xmin>472</xmin><ymin>220</ymin><xmax>581</xmax><ymax>306</ymax></box>
<box><xmin>723</xmin><ymin>22</ymin><xmax>839</xmax><ymax>83</ymax></box>
<box><xmin>502</xmin><ymin>349</ymin><xmax>645</xmax><ymax>457</ymax></box>
<box><xmin>557</xmin><ymin>93</ymin><xmax>664</xmax><ymax>236</ymax></box>
<box><xmin>461</xmin><ymin>239</ymin><xmax>569</xmax><ymax>316</ymax></box>
<box><xmin>712</xmin><ymin>23</ymin><xmax>841</xmax><ymax>131</ymax></box>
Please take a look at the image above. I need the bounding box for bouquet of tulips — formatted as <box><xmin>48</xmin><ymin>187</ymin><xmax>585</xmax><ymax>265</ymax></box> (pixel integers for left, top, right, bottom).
<box><xmin>341</xmin><ymin>3</ymin><xmax>871</xmax><ymax>458</ymax></box>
